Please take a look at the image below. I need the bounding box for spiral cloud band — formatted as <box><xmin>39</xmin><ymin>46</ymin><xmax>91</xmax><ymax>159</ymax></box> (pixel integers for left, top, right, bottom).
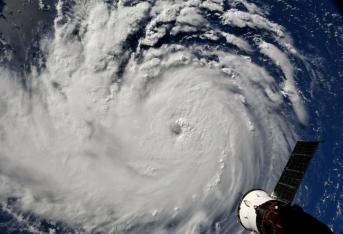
<box><xmin>0</xmin><ymin>0</ymin><xmax>310</xmax><ymax>233</ymax></box>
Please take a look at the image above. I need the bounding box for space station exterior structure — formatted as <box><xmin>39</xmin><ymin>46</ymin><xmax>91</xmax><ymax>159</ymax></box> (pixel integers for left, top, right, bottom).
<box><xmin>237</xmin><ymin>141</ymin><xmax>333</xmax><ymax>234</ymax></box>
<box><xmin>238</xmin><ymin>190</ymin><xmax>273</xmax><ymax>232</ymax></box>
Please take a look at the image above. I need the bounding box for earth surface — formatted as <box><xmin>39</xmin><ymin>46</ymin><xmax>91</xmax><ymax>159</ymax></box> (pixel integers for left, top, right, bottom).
<box><xmin>0</xmin><ymin>0</ymin><xmax>342</xmax><ymax>233</ymax></box>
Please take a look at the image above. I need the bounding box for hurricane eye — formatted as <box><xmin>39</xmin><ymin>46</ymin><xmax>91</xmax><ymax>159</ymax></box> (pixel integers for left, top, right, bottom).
<box><xmin>170</xmin><ymin>122</ymin><xmax>182</xmax><ymax>135</ymax></box>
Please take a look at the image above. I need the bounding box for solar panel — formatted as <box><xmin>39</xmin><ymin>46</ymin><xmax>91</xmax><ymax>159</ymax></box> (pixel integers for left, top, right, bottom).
<box><xmin>272</xmin><ymin>141</ymin><xmax>320</xmax><ymax>203</ymax></box>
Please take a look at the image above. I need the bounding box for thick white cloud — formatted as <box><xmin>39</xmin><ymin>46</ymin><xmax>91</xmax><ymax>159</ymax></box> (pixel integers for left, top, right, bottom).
<box><xmin>0</xmin><ymin>0</ymin><xmax>310</xmax><ymax>233</ymax></box>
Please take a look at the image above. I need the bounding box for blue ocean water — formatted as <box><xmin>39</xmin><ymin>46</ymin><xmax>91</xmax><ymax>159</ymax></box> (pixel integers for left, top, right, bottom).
<box><xmin>268</xmin><ymin>0</ymin><xmax>343</xmax><ymax>232</ymax></box>
<box><xmin>0</xmin><ymin>0</ymin><xmax>342</xmax><ymax>233</ymax></box>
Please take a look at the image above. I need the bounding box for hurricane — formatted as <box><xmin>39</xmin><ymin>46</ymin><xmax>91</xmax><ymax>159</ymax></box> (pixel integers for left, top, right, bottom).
<box><xmin>0</xmin><ymin>0</ymin><xmax>314</xmax><ymax>233</ymax></box>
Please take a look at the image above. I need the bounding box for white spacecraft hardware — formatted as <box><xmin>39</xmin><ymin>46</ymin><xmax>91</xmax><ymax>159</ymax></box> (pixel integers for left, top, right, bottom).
<box><xmin>237</xmin><ymin>141</ymin><xmax>333</xmax><ymax>234</ymax></box>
